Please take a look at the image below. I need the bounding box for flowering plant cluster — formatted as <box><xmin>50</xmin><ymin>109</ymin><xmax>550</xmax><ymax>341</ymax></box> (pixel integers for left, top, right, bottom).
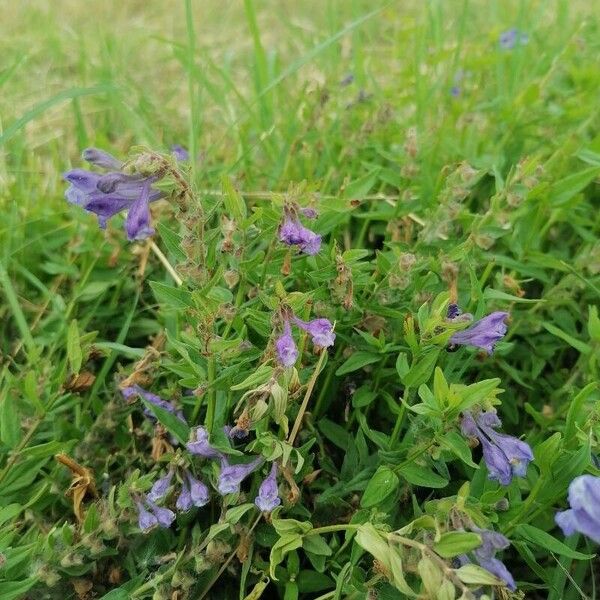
<box><xmin>4</xmin><ymin>9</ymin><xmax>600</xmax><ymax>599</ymax></box>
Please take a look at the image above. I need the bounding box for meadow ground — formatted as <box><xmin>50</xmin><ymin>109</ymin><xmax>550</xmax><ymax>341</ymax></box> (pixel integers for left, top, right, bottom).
<box><xmin>1</xmin><ymin>1</ymin><xmax>600</xmax><ymax>598</ymax></box>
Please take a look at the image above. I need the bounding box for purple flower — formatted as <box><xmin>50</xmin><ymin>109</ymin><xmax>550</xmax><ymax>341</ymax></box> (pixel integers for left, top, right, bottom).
<box><xmin>278</xmin><ymin>215</ymin><xmax>322</xmax><ymax>255</ymax></box>
<box><xmin>176</xmin><ymin>479</ymin><xmax>193</xmax><ymax>512</ymax></box>
<box><xmin>555</xmin><ymin>475</ymin><xmax>600</xmax><ymax>544</ymax></box>
<box><xmin>217</xmin><ymin>457</ymin><xmax>263</xmax><ymax>495</ymax></box>
<box><xmin>147</xmin><ymin>469</ymin><xmax>174</xmax><ymax>502</ymax></box>
<box><xmin>187</xmin><ymin>473</ymin><xmax>210</xmax><ymax>507</ymax></box>
<box><xmin>136</xmin><ymin>500</ymin><xmax>158</xmax><ymax>532</ymax></box>
<box><xmin>186</xmin><ymin>426</ymin><xmax>222</xmax><ymax>458</ymax></box>
<box><xmin>64</xmin><ymin>148</ymin><xmax>163</xmax><ymax>240</ymax></box>
<box><xmin>135</xmin><ymin>496</ymin><xmax>175</xmax><ymax>532</ymax></box>
<box><xmin>499</xmin><ymin>28</ymin><xmax>528</xmax><ymax>50</ymax></box>
<box><xmin>461</xmin><ymin>410</ymin><xmax>533</xmax><ymax>485</ymax></box>
<box><xmin>473</xmin><ymin>529</ymin><xmax>516</xmax><ymax>590</ymax></box>
<box><xmin>300</xmin><ymin>207</ymin><xmax>318</xmax><ymax>219</ymax></box>
<box><xmin>293</xmin><ymin>317</ymin><xmax>335</xmax><ymax>348</ymax></box>
<box><xmin>255</xmin><ymin>463</ymin><xmax>281</xmax><ymax>512</ymax></box>
<box><xmin>275</xmin><ymin>322</ymin><xmax>299</xmax><ymax>367</ymax></box>
<box><xmin>171</xmin><ymin>145</ymin><xmax>189</xmax><ymax>161</ymax></box>
<box><xmin>450</xmin><ymin>85</ymin><xmax>461</xmax><ymax>97</ymax></box>
<box><xmin>121</xmin><ymin>385</ymin><xmax>187</xmax><ymax>424</ymax></box>
<box><xmin>449</xmin><ymin>311</ymin><xmax>509</xmax><ymax>354</ymax></box>
<box><xmin>224</xmin><ymin>425</ymin><xmax>249</xmax><ymax>439</ymax></box>
<box><xmin>447</xmin><ymin>303</ymin><xmax>461</xmax><ymax>319</ymax></box>
<box><xmin>146</xmin><ymin>499</ymin><xmax>176</xmax><ymax>528</ymax></box>
<box><xmin>82</xmin><ymin>148</ymin><xmax>123</xmax><ymax>170</ymax></box>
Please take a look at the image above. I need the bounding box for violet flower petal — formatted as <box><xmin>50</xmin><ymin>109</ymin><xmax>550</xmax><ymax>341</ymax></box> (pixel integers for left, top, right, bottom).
<box><xmin>255</xmin><ymin>462</ymin><xmax>281</xmax><ymax>512</ymax></box>
<box><xmin>275</xmin><ymin>322</ymin><xmax>298</xmax><ymax>367</ymax></box>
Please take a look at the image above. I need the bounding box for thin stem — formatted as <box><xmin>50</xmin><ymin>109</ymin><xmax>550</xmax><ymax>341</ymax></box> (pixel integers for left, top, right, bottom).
<box><xmin>313</xmin><ymin>345</ymin><xmax>343</xmax><ymax>418</ymax></box>
<box><xmin>390</xmin><ymin>386</ymin><xmax>410</xmax><ymax>446</ymax></box>
<box><xmin>287</xmin><ymin>349</ymin><xmax>328</xmax><ymax>446</ymax></box>
<box><xmin>149</xmin><ymin>241</ymin><xmax>183</xmax><ymax>286</ymax></box>
<box><xmin>310</xmin><ymin>523</ymin><xmax>359</xmax><ymax>536</ymax></box>
<box><xmin>204</xmin><ymin>356</ymin><xmax>217</xmax><ymax>431</ymax></box>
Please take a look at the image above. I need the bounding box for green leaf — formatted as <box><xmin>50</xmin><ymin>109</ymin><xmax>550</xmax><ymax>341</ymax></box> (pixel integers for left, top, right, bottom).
<box><xmin>149</xmin><ymin>280</ymin><xmax>195</xmax><ymax>310</ymax></box>
<box><xmin>402</xmin><ymin>348</ymin><xmax>440</xmax><ymax>387</ymax></box>
<box><xmin>67</xmin><ymin>319</ymin><xmax>82</xmax><ymax>374</ymax></box>
<box><xmin>565</xmin><ymin>383</ymin><xmax>598</xmax><ymax>446</ymax></box>
<box><xmin>543</xmin><ymin>323</ymin><xmax>591</xmax><ymax>355</ymax></box>
<box><xmin>335</xmin><ymin>351</ymin><xmax>381</xmax><ymax>376</ymax></box>
<box><xmin>225</xmin><ymin>503</ymin><xmax>256</xmax><ymax>525</ymax></box>
<box><xmin>439</xmin><ymin>431</ymin><xmax>478</xmax><ymax>468</ymax></box>
<box><xmin>221</xmin><ymin>175</ymin><xmax>247</xmax><ymax>220</ymax></box>
<box><xmin>0</xmin><ymin>388</ymin><xmax>21</xmax><ymax>449</ymax></box>
<box><xmin>157</xmin><ymin>222</ymin><xmax>186</xmax><ymax>262</ymax></box>
<box><xmin>549</xmin><ymin>166</ymin><xmax>600</xmax><ymax>207</ymax></box>
<box><xmin>398</xmin><ymin>464</ymin><xmax>448</xmax><ymax>488</ymax></box>
<box><xmin>395</xmin><ymin>353</ymin><xmax>409</xmax><ymax>379</ymax></box>
<box><xmin>455</xmin><ymin>564</ymin><xmax>503</xmax><ymax>586</ymax></box>
<box><xmin>483</xmin><ymin>288</ymin><xmax>544</xmax><ymax>303</ymax></box>
<box><xmin>361</xmin><ymin>466</ymin><xmax>399</xmax><ymax>508</ymax></box>
<box><xmin>141</xmin><ymin>399</ymin><xmax>190</xmax><ymax>445</ymax></box>
<box><xmin>270</xmin><ymin>534</ymin><xmax>303</xmax><ymax>580</ymax></box>
<box><xmin>433</xmin><ymin>532</ymin><xmax>482</xmax><ymax>558</ymax></box>
<box><xmin>515</xmin><ymin>524</ymin><xmax>594</xmax><ymax>560</ymax></box>
<box><xmin>0</xmin><ymin>578</ymin><xmax>39</xmax><ymax>600</ymax></box>
<box><xmin>303</xmin><ymin>534</ymin><xmax>333</xmax><ymax>556</ymax></box>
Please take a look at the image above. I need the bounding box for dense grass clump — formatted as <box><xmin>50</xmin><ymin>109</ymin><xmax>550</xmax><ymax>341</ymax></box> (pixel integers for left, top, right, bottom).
<box><xmin>1</xmin><ymin>1</ymin><xmax>600</xmax><ymax>598</ymax></box>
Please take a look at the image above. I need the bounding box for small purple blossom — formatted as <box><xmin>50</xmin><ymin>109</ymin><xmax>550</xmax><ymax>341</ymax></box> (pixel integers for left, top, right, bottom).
<box><xmin>275</xmin><ymin>322</ymin><xmax>299</xmax><ymax>367</ymax></box>
<box><xmin>176</xmin><ymin>479</ymin><xmax>193</xmax><ymax>512</ymax></box>
<box><xmin>187</xmin><ymin>473</ymin><xmax>210</xmax><ymax>507</ymax></box>
<box><xmin>146</xmin><ymin>499</ymin><xmax>176</xmax><ymax>528</ymax></box>
<box><xmin>447</xmin><ymin>303</ymin><xmax>461</xmax><ymax>319</ymax></box>
<box><xmin>499</xmin><ymin>28</ymin><xmax>528</xmax><ymax>50</ymax></box>
<box><xmin>217</xmin><ymin>457</ymin><xmax>263</xmax><ymax>495</ymax></box>
<box><xmin>121</xmin><ymin>385</ymin><xmax>187</xmax><ymax>424</ymax></box>
<box><xmin>450</xmin><ymin>85</ymin><xmax>461</xmax><ymax>97</ymax></box>
<box><xmin>473</xmin><ymin>529</ymin><xmax>516</xmax><ymax>590</ymax></box>
<box><xmin>64</xmin><ymin>147</ymin><xmax>163</xmax><ymax>240</ymax></box>
<box><xmin>555</xmin><ymin>475</ymin><xmax>600</xmax><ymax>544</ymax></box>
<box><xmin>171</xmin><ymin>145</ymin><xmax>189</xmax><ymax>162</ymax></box>
<box><xmin>461</xmin><ymin>410</ymin><xmax>533</xmax><ymax>485</ymax></box>
<box><xmin>82</xmin><ymin>148</ymin><xmax>123</xmax><ymax>170</ymax></box>
<box><xmin>255</xmin><ymin>462</ymin><xmax>281</xmax><ymax>512</ymax></box>
<box><xmin>186</xmin><ymin>426</ymin><xmax>223</xmax><ymax>458</ymax></box>
<box><xmin>136</xmin><ymin>500</ymin><xmax>158</xmax><ymax>532</ymax></box>
<box><xmin>224</xmin><ymin>425</ymin><xmax>249</xmax><ymax>439</ymax></box>
<box><xmin>135</xmin><ymin>496</ymin><xmax>175</xmax><ymax>532</ymax></box>
<box><xmin>449</xmin><ymin>311</ymin><xmax>509</xmax><ymax>354</ymax></box>
<box><xmin>278</xmin><ymin>215</ymin><xmax>322</xmax><ymax>255</ymax></box>
<box><xmin>147</xmin><ymin>469</ymin><xmax>174</xmax><ymax>502</ymax></box>
<box><xmin>293</xmin><ymin>317</ymin><xmax>336</xmax><ymax>348</ymax></box>
<box><xmin>300</xmin><ymin>207</ymin><xmax>318</xmax><ymax>219</ymax></box>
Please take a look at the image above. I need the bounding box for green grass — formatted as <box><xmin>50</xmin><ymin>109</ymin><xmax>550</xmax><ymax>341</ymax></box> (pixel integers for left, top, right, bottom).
<box><xmin>1</xmin><ymin>0</ymin><xmax>600</xmax><ymax>598</ymax></box>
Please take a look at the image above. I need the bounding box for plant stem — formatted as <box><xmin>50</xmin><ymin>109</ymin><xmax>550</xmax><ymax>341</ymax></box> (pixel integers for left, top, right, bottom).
<box><xmin>390</xmin><ymin>386</ymin><xmax>410</xmax><ymax>446</ymax></box>
<box><xmin>310</xmin><ymin>523</ymin><xmax>359</xmax><ymax>535</ymax></box>
<box><xmin>287</xmin><ymin>349</ymin><xmax>327</xmax><ymax>446</ymax></box>
<box><xmin>204</xmin><ymin>355</ymin><xmax>217</xmax><ymax>431</ymax></box>
<box><xmin>149</xmin><ymin>241</ymin><xmax>183</xmax><ymax>286</ymax></box>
